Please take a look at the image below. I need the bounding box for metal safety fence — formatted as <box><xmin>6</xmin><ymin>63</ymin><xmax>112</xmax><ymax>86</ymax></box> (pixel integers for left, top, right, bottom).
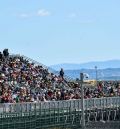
<box><xmin>0</xmin><ymin>97</ymin><xmax>120</xmax><ymax>129</ymax></box>
<box><xmin>0</xmin><ymin>97</ymin><xmax>119</xmax><ymax>113</ymax></box>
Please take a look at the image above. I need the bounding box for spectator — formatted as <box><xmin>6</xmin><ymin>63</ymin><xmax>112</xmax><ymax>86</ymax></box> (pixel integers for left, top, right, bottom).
<box><xmin>0</xmin><ymin>49</ymin><xmax>120</xmax><ymax>103</ymax></box>
<box><xmin>3</xmin><ymin>49</ymin><xmax>9</xmax><ymax>58</ymax></box>
<box><xmin>0</xmin><ymin>52</ymin><xmax>3</xmax><ymax>61</ymax></box>
<box><xmin>59</xmin><ymin>68</ymin><xmax>64</xmax><ymax>79</ymax></box>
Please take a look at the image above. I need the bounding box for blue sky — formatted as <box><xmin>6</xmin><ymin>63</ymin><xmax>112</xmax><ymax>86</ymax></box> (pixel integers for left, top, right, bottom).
<box><xmin>0</xmin><ymin>0</ymin><xmax>120</xmax><ymax>66</ymax></box>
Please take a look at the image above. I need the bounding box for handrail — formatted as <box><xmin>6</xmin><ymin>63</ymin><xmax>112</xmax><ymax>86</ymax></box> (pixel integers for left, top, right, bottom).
<box><xmin>22</xmin><ymin>55</ymin><xmax>75</xmax><ymax>82</ymax></box>
<box><xmin>9</xmin><ymin>54</ymin><xmax>75</xmax><ymax>82</ymax></box>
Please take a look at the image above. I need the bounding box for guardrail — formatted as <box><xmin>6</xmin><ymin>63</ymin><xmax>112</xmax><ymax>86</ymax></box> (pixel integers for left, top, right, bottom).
<box><xmin>0</xmin><ymin>97</ymin><xmax>119</xmax><ymax>113</ymax></box>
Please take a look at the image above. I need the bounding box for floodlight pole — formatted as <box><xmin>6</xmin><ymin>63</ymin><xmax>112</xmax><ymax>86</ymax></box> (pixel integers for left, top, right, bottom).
<box><xmin>95</xmin><ymin>66</ymin><xmax>98</xmax><ymax>86</ymax></box>
<box><xmin>80</xmin><ymin>73</ymin><xmax>85</xmax><ymax>129</ymax></box>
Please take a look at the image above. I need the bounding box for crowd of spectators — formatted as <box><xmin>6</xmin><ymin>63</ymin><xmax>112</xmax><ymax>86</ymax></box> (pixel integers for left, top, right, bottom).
<box><xmin>0</xmin><ymin>49</ymin><xmax>120</xmax><ymax>103</ymax></box>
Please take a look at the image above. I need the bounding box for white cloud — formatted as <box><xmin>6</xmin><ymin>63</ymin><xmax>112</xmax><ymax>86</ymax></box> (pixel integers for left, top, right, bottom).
<box><xmin>37</xmin><ymin>9</ymin><xmax>50</xmax><ymax>16</ymax></box>
<box><xmin>20</xmin><ymin>13</ymin><xmax>29</xmax><ymax>18</ymax></box>
<box><xmin>67</xmin><ymin>13</ymin><xmax>94</xmax><ymax>23</ymax></box>
<box><xmin>19</xmin><ymin>9</ymin><xmax>50</xmax><ymax>18</ymax></box>
<box><xmin>68</xmin><ymin>13</ymin><xmax>77</xmax><ymax>18</ymax></box>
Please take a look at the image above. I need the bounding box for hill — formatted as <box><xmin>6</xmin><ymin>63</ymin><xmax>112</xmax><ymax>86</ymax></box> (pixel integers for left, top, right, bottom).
<box><xmin>50</xmin><ymin>60</ymin><xmax>120</xmax><ymax>80</ymax></box>
<box><xmin>64</xmin><ymin>68</ymin><xmax>120</xmax><ymax>80</ymax></box>
<box><xmin>50</xmin><ymin>60</ymin><xmax>120</xmax><ymax>70</ymax></box>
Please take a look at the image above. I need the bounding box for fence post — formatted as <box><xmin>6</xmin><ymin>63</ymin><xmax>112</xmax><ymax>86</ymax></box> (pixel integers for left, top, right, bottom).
<box><xmin>80</xmin><ymin>73</ymin><xmax>85</xmax><ymax>129</ymax></box>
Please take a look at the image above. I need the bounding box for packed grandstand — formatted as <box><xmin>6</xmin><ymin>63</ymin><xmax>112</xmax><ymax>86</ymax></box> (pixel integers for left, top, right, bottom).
<box><xmin>0</xmin><ymin>49</ymin><xmax>120</xmax><ymax>103</ymax></box>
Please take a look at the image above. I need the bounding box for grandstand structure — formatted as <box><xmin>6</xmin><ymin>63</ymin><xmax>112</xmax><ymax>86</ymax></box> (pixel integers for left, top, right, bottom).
<box><xmin>0</xmin><ymin>52</ymin><xmax>119</xmax><ymax>129</ymax></box>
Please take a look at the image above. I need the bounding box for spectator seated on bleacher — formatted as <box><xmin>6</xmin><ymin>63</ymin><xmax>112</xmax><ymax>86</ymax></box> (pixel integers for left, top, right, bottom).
<box><xmin>0</xmin><ymin>49</ymin><xmax>120</xmax><ymax>103</ymax></box>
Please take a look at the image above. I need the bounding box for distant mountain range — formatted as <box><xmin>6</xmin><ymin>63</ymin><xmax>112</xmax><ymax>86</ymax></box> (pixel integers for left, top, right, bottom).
<box><xmin>64</xmin><ymin>68</ymin><xmax>120</xmax><ymax>80</ymax></box>
<box><xmin>50</xmin><ymin>60</ymin><xmax>120</xmax><ymax>80</ymax></box>
<box><xmin>50</xmin><ymin>60</ymin><xmax>120</xmax><ymax>70</ymax></box>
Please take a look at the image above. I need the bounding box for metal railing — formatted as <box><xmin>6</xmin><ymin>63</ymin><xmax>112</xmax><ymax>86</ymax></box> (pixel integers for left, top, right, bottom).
<box><xmin>0</xmin><ymin>97</ymin><xmax>120</xmax><ymax>129</ymax></box>
<box><xmin>0</xmin><ymin>97</ymin><xmax>119</xmax><ymax>113</ymax></box>
<box><xmin>9</xmin><ymin>54</ymin><xmax>75</xmax><ymax>82</ymax></box>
